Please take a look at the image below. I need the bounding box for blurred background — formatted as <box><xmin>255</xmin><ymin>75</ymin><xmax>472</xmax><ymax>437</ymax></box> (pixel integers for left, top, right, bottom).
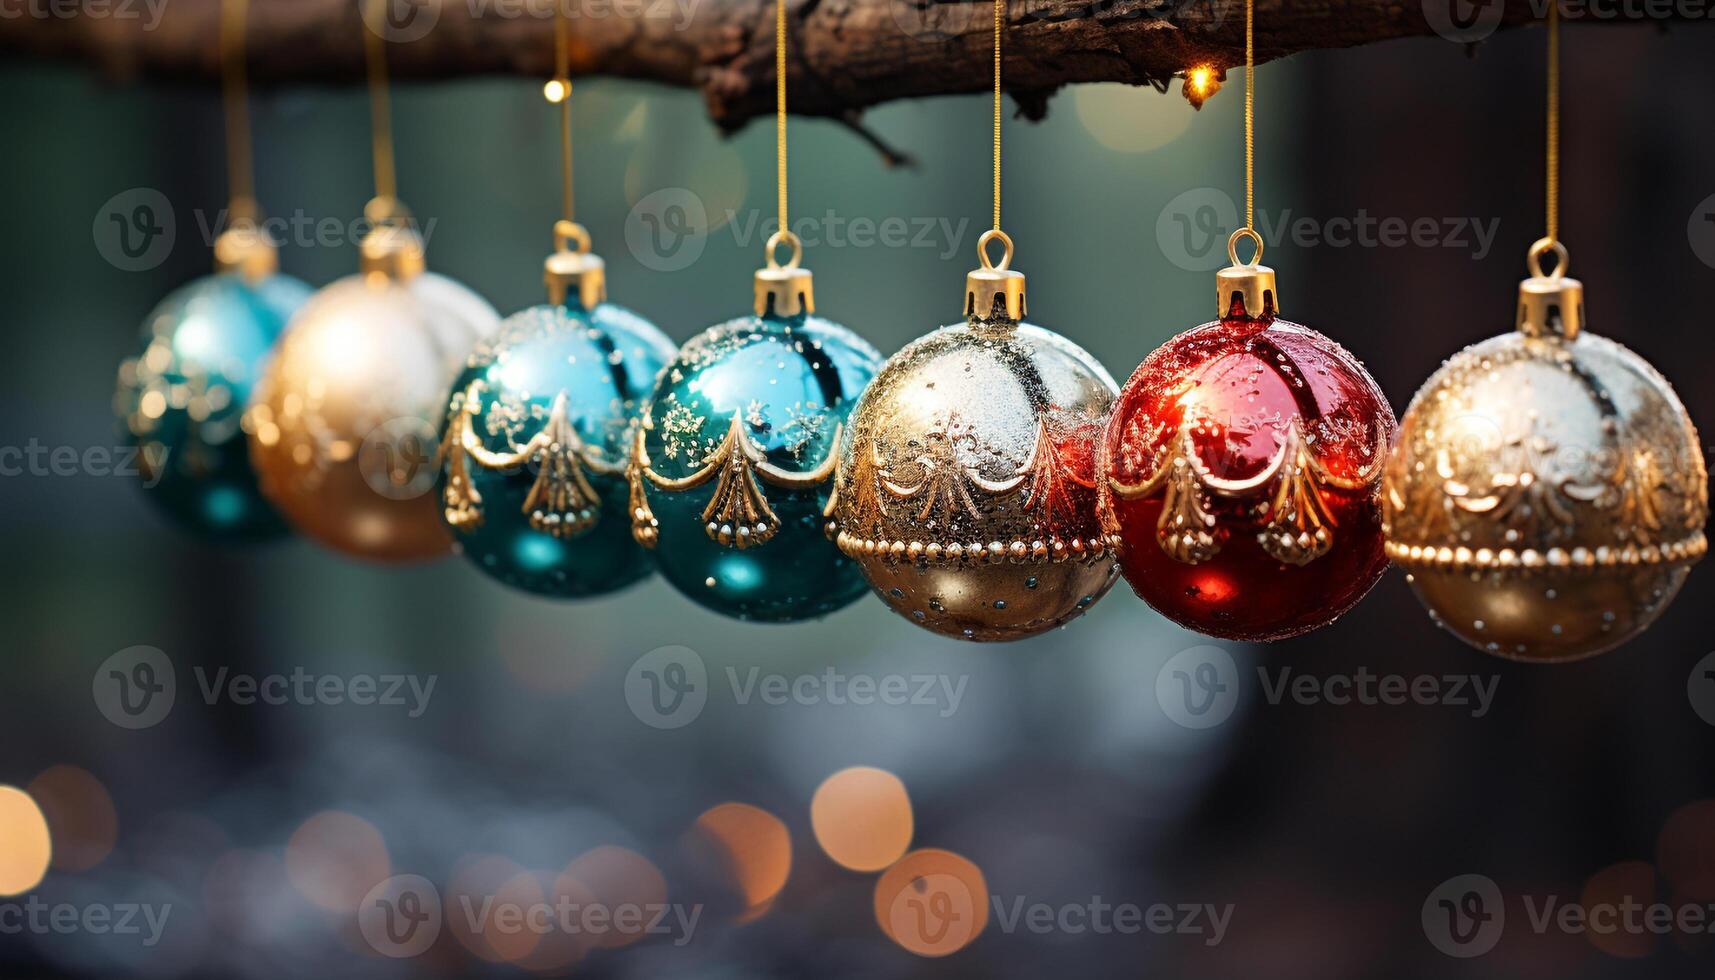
<box><xmin>4</xmin><ymin>13</ymin><xmax>1715</xmax><ymax>978</ymax></box>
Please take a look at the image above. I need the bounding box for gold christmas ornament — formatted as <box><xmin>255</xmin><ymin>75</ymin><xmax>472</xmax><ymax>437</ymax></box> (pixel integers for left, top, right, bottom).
<box><xmin>247</xmin><ymin>211</ymin><xmax>500</xmax><ymax>561</ymax></box>
<box><xmin>1383</xmin><ymin>239</ymin><xmax>1707</xmax><ymax>660</ymax></box>
<box><xmin>832</xmin><ymin>231</ymin><xmax>1120</xmax><ymax>641</ymax></box>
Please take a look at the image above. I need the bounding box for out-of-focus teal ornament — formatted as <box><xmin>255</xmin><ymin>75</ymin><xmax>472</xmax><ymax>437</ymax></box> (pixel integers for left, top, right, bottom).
<box><xmin>115</xmin><ymin>224</ymin><xmax>308</xmax><ymax>541</ymax></box>
<box><xmin>438</xmin><ymin>222</ymin><xmax>675</xmax><ymax>598</ymax></box>
<box><xmin>628</xmin><ymin>233</ymin><xmax>881</xmax><ymax>621</ymax></box>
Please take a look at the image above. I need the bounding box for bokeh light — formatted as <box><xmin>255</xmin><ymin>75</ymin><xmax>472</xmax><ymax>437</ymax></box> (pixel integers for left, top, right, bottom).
<box><xmin>0</xmin><ymin>785</ymin><xmax>52</xmax><ymax>895</ymax></box>
<box><xmin>1580</xmin><ymin>860</ymin><xmax>1658</xmax><ymax>958</ymax></box>
<box><xmin>690</xmin><ymin>802</ymin><xmax>792</xmax><ymax>912</ymax></box>
<box><xmin>811</xmin><ymin>767</ymin><xmax>913</xmax><ymax>872</ymax></box>
<box><xmin>562</xmin><ymin>845</ymin><xmax>669</xmax><ymax>950</ymax></box>
<box><xmin>1074</xmin><ymin>82</ymin><xmax>1196</xmax><ymax>154</ymax></box>
<box><xmin>284</xmin><ymin>810</ymin><xmax>391</xmax><ymax>913</ymax></box>
<box><xmin>873</xmin><ymin>848</ymin><xmax>988</xmax><ymax>957</ymax></box>
<box><xmin>1656</xmin><ymin>799</ymin><xmax>1715</xmax><ymax>901</ymax></box>
<box><xmin>26</xmin><ymin>765</ymin><xmax>116</xmax><ymax>873</ymax></box>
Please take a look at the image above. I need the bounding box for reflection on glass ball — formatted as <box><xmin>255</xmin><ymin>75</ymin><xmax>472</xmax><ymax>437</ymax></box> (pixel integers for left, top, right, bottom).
<box><xmin>632</xmin><ymin>313</ymin><xmax>879</xmax><ymax>622</ymax></box>
<box><xmin>1101</xmin><ymin>314</ymin><xmax>1396</xmax><ymax>642</ymax></box>
<box><xmin>439</xmin><ymin>301</ymin><xmax>675</xmax><ymax>597</ymax></box>
<box><xmin>247</xmin><ymin>272</ymin><xmax>499</xmax><ymax>562</ymax></box>
<box><xmin>116</xmin><ymin>272</ymin><xmax>310</xmax><ymax>541</ymax></box>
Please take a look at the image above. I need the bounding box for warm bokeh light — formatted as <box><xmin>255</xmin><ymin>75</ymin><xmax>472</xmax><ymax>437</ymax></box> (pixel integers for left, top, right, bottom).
<box><xmin>1074</xmin><ymin>82</ymin><xmax>1196</xmax><ymax>155</ymax></box>
<box><xmin>448</xmin><ymin>854</ymin><xmax>531</xmax><ymax>964</ymax></box>
<box><xmin>26</xmin><ymin>765</ymin><xmax>117</xmax><ymax>873</ymax></box>
<box><xmin>0</xmin><ymin>786</ymin><xmax>52</xmax><ymax>896</ymax></box>
<box><xmin>563</xmin><ymin>845</ymin><xmax>669</xmax><ymax>950</ymax></box>
<box><xmin>1179</xmin><ymin>64</ymin><xmax>1223</xmax><ymax>109</ymax></box>
<box><xmin>1657</xmin><ymin>799</ymin><xmax>1715</xmax><ymax>900</ymax></box>
<box><xmin>284</xmin><ymin>810</ymin><xmax>391</xmax><ymax>913</ymax></box>
<box><xmin>812</xmin><ymin>767</ymin><xmax>914</xmax><ymax>872</ymax></box>
<box><xmin>691</xmin><ymin>802</ymin><xmax>792</xmax><ymax>912</ymax></box>
<box><xmin>543</xmin><ymin>78</ymin><xmax>570</xmax><ymax>103</ymax></box>
<box><xmin>873</xmin><ymin>848</ymin><xmax>988</xmax><ymax>957</ymax></box>
<box><xmin>1580</xmin><ymin>860</ymin><xmax>1658</xmax><ymax>958</ymax></box>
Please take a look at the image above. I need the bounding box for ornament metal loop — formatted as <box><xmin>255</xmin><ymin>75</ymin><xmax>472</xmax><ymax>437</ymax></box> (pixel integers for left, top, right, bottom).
<box><xmin>555</xmin><ymin>220</ymin><xmax>592</xmax><ymax>255</ymax></box>
<box><xmin>1227</xmin><ymin>227</ymin><xmax>1264</xmax><ymax>267</ymax></box>
<box><xmin>766</xmin><ymin>230</ymin><xmax>804</xmax><ymax>270</ymax></box>
<box><xmin>363</xmin><ymin>195</ymin><xmax>411</xmax><ymax>226</ymax></box>
<box><xmin>546</xmin><ymin>220</ymin><xmax>606</xmax><ymax>307</ymax></box>
<box><xmin>967</xmin><ymin>229</ymin><xmax>1026</xmax><ymax>322</ymax></box>
<box><xmin>1527</xmin><ymin>236</ymin><xmax>1569</xmax><ymax>279</ymax></box>
<box><xmin>756</xmin><ymin>231</ymin><xmax>813</xmax><ymax>317</ymax></box>
<box><xmin>977</xmin><ymin>228</ymin><xmax>1014</xmax><ymax>271</ymax></box>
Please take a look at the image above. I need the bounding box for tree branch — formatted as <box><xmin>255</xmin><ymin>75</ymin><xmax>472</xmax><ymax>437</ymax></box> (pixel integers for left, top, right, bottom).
<box><xmin>0</xmin><ymin>0</ymin><xmax>1595</xmax><ymax>131</ymax></box>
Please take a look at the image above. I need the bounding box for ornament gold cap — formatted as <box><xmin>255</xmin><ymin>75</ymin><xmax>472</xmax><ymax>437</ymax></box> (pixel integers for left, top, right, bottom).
<box><xmin>966</xmin><ymin>229</ymin><xmax>1026</xmax><ymax>322</ymax></box>
<box><xmin>358</xmin><ymin>196</ymin><xmax>426</xmax><ymax>282</ymax></box>
<box><xmin>544</xmin><ymin>220</ymin><xmax>607</xmax><ymax>308</ymax></box>
<box><xmin>1215</xmin><ymin>228</ymin><xmax>1278</xmax><ymax>319</ymax></box>
<box><xmin>213</xmin><ymin>210</ymin><xmax>279</xmax><ymax>283</ymax></box>
<box><xmin>1516</xmin><ymin>237</ymin><xmax>1583</xmax><ymax>341</ymax></box>
<box><xmin>755</xmin><ymin>230</ymin><xmax>814</xmax><ymax>318</ymax></box>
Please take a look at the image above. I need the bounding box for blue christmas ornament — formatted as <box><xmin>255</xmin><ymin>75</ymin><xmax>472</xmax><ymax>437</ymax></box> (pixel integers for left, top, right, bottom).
<box><xmin>438</xmin><ymin>224</ymin><xmax>674</xmax><ymax>597</ymax></box>
<box><xmin>629</xmin><ymin>236</ymin><xmax>881</xmax><ymax>622</ymax></box>
<box><xmin>115</xmin><ymin>228</ymin><xmax>309</xmax><ymax>541</ymax></box>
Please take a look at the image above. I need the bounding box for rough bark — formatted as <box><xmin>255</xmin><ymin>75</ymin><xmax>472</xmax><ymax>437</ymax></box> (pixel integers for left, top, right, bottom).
<box><xmin>0</xmin><ymin>0</ymin><xmax>1606</xmax><ymax>131</ymax></box>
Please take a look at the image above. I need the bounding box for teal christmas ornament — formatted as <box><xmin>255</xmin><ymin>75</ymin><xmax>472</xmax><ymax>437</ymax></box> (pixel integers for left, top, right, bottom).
<box><xmin>115</xmin><ymin>225</ymin><xmax>308</xmax><ymax>541</ymax></box>
<box><xmin>438</xmin><ymin>222</ymin><xmax>675</xmax><ymax>598</ymax></box>
<box><xmin>628</xmin><ymin>233</ymin><xmax>881</xmax><ymax>621</ymax></box>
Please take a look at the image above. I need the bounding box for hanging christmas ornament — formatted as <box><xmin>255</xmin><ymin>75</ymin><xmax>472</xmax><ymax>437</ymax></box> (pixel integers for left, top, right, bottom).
<box><xmin>435</xmin><ymin>15</ymin><xmax>674</xmax><ymax>598</ymax></box>
<box><xmin>115</xmin><ymin>0</ymin><xmax>308</xmax><ymax>541</ymax></box>
<box><xmin>246</xmin><ymin>3</ymin><xmax>498</xmax><ymax>562</ymax></box>
<box><xmin>1384</xmin><ymin>8</ymin><xmax>1707</xmax><ymax>661</ymax></box>
<box><xmin>831</xmin><ymin>0</ymin><xmax>1119</xmax><ymax>642</ymax></box>
<box><xmin>1098</xmin><ymin>0</ymin><xmax>1397</xmax><ymax>642</ymax></box>
<box><xmin>626</xmin><ymin>0</ymin><xmax>880</xmax><ymax>622</ymax></box>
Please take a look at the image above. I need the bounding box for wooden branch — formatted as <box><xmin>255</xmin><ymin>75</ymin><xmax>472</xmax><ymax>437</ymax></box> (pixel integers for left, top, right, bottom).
<box><xmin>0</xmin><ymin>0</ymin><xmax>1608</xmax><ymax>131</ymax></box>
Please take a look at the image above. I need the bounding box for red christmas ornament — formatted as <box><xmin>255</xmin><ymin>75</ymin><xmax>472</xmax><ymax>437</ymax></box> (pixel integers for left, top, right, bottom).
<box><xmin>1098</xmin><ymin>233</ymin><xmax>1397</xmax><ymax>641</ymax></box>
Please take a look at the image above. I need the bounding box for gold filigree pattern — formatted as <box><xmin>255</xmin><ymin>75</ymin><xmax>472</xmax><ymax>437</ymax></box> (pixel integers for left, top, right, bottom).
<box><xmin>1110</xmin><ymin>415</ymin><xmax>1384</xmax><ymax>566</ymax></box>
<box><xmin>629</xmin><ymin>411</ymin><xmax>841</xmax><ymax>550</ymax></box>
<box><xmin>439</xmin><ymin>381</ymin><xmax>624</xmax><ymax>539</ymax></box>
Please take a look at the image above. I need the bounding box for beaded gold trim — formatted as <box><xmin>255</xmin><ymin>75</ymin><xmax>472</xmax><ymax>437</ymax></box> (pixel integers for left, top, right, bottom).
<box><xmin>1386</xmin><ymin>532</ymin><xmax>1707</xmax><ymax>573</ymax></box>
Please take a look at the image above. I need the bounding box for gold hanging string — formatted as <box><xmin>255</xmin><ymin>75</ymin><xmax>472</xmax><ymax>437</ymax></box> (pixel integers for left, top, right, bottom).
<box><xmin>555</xmin><ymin>2</ymin><xmax>574</xmax><ymax>224</ymax></box>
<box><xmin>992</xmin><ymin>0</ymin><xmax>1002</xmax><ymax>231</ymax></box>
<box><xmin>220</xmin><ymin>0</ymin><xmax>256</xmax><ymax>223</ymax></box>
<box><xmin>1546</xmin><ymin>0</ymin><xmax>1559</xmax><ymax>246</ymax></box>
<box><xmin>1242</xmin><ymin>0</ymin><xmax>1254</xmax><ymax>233</ymax></box>
<box><xmin>774</xmin><ymin>0</ymin><xmax>788</xmax><ymax>238</ymax></box>
<box><xmin>362</xmin><ymin>0</ymin><xmax>399</xmax><ymax>212</ymax></box>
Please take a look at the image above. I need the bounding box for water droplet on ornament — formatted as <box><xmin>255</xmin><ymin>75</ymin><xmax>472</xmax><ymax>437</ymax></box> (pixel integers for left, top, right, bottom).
<box><xmin>1473</xmin><ymin>620</ymin><xmax>1486</xmax><ymax>631</ymax></box>
<box><xmin>705</xmin><ymin>576</ymin><xmax>717</xmax><ymax>587</ymax></box>
<box><xmin>1025</xmin><ymin>576</ymin><xmax>1038</xmax><ymax>589</ymax></box>
<box><xmin>994</xmin><ymin>600</ymin><xmax>1007</xmax><ymax>610</ymax></box>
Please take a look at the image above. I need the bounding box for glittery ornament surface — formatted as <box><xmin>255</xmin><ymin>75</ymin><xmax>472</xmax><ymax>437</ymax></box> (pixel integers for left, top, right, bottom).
<box><xmin>117</xmin><ymin>273</ymin><xmax>310</xmax><ymax>540</ymax></box>
<box><xmin>438</xmin><ymin>301</ymin><xmax>674</xmax><ymax>597</ymax></box>
<box><xmin>1385</xmin><ymin>328</ymin><xmax>1707</xmax><ymax>660</ymax></box>
<box><xmin>1100</xmin><ymin>314</ymin><xmax>1396</xmax><ymax>642</ymax></box>
<box><xmin>632</xmin><ymin>313</ymin><xmax>879</xmax><ymax>622</ymax></box>
<box><xmin>834</xmin><ymin>319</ymin><xmax>1119</xmax><ymax>641</ymax></box>
<box><xmin>247</xmin><ymin>272</ymin><xmax>499</xmax><ymax>562</ymax></box>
